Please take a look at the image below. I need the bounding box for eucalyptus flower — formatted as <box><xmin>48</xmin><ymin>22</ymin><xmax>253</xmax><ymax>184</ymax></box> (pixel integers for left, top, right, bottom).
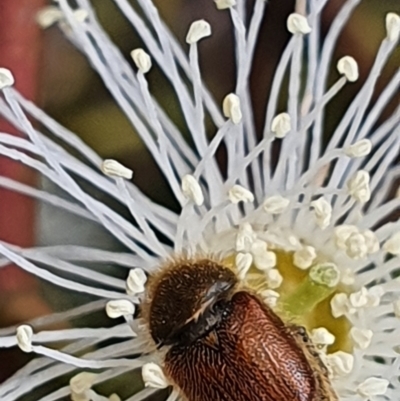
<box><xmin>0</xmin><ymin>1</ymin><xmax>400</xmax><ymax>401</ymax></box>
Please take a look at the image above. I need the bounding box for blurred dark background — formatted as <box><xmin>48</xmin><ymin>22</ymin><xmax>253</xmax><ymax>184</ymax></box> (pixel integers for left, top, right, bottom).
<box><xmin>0</xmin><ymin>0</ymin><xmax>399</xmax><ymax>394</ymax></box>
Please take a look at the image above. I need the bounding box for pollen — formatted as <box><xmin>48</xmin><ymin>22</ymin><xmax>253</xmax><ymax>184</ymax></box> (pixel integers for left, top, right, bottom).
<box><xmin>230</xmin><ymin>232</ymin><xmax>358</xmax><ymax>361</ymax></box>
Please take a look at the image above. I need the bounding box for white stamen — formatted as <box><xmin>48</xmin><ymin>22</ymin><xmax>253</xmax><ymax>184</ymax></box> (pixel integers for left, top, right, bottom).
<box><xmin>344</xmin><ymin>139</ymin><xmax>372</xmax><ymax>158</ymax></box>
<box><xmin>345</xmin><ymin>232</ymin><xmax>368</xmax><ymax>260</ymax></box>
<box><xmin>293</xmin><ymin>245</ymin><xmax>316</xmax><ymax>270</ymax></box>
<box><xmin>340</xmin><ymin>268</ymin><xmax>355</xmax><ymax>286</ymax></box>
<box><xmin>16</xmin><ymin>325</ymin><xmax>33</xmax><ymax>353</ymax></box>
<box><xmin>263</xmin><ymin>196</ymin><xmax>290</xmax><ymax>214</ymax></box>
<box><xmin>101</xmin><ymin>159</ymin><xmax>133</xmax><ymax>179</ymax></box>
<box><xmin>235</xmin><ymin>252</ymin><xmax>253</xmax><ymax>280</ymax></box>
<box><xmin>362</xmin><ymin>230</ymin><xmax>380</xmax><ymax>254</ymax></box>
<box><xmin>126</xmin><ymin>268</ymin><xmax>147</xmax><ymax>295</ymax></box>
<box><xmin>326</xmin><ymin>351</ymin><xmax>354</xmax><ymax>377</ymax></box>
<box><xmin>271</xmin><ymin>113</ymin><xmax>291</xmax><ymax>138</ymax></box>
<box><xmin>337</xmin><ymin>56</ymin><xmax>359</xmax><ymax>82</ymax></box>
<box><xmin>252</xmin><ymin>240</ymin><xmax>277</xmax><ymax>270</ymax></box>
<box><xmin>260</xmin><ymin>289</ymin><xmax>280</xmax><ymax>308</ymax></box>
<box><xmin>265</xmin><ymin>268</ymin><xmax>283</xmax><ymax>289</ymax></box>
<box><xmin>334</xmin><ymin>225</ymin><xmax>359</xmax><ymax>250</ymax></box>
<box><xmin>73</xmin><ymin>9</ymin><xmax>89</xmax><ymax>23</ymax></box>
<box><xmin>365</xmin><ymin>286</ymin><xmax>384</xmax><ymax>308</ymax></box>
<box><xmin>130</xmin><ymin>49</ymin><xmax>152</xmax><ymax>74</ymax></box>
<box><xmin>181</xmin><ymin>174</ymin><xmax>204</xmax><ymax>206</ymax></box>
<box><xmin>287</xmin><ymin>13</ymin><xmax>312</xmax><ymax>35</ymax></box>
<box><xmin>236</xmin><ymin>223</ymin><xmax>257</xmax><ymax>252</ymax></box>
<box><xmin>214</xmin><ymin>0</ymin><xmax>236</xmax><ymax>9</ymax></box>
<box><xmin>386</xmin><ymin>13</ymin><xmax>400</xmax><ymax>42</ymax></box>
<box><xmin>109</xmin><ymin>394</ymin><xmax>121</xmax><ymax>401</ymax></box>
<box><xmin>349</xmin><ymin>287</ymin><xmax>368</xmax><ymax>308</ymax></box>
<box><xmin>142</xmin><ymin>363</ymin><xmax>169</xmax><ymax>389</ymax></box>
<box><xmin>36</xmin><ymin>6</ymin><xmax>63</xmax><ymax>28</ymax></box>
<box><xmin>223</xmin><ymin>93</ymin><xmax>242</xmax><ymax>124</ymax></box>
<box><xmin>70</xmin><ymin>372</ymin><xmax>97</xmax><ymax>394</ymax></box>
<box><xmin>309</xmin><ymin>263</ymin><xmax>340</xmax><ymax>288</ymax></box>
<box><xmin>229</xmin><ymin>185</ymin><xmax>254</xmax><ymax>204</ymax></box>
<box><xmin>310</xmin><ymin>197</ymin><xmax>332</xmax><ymax>229</ymax></box>
<box><xmin>186</xmin><ymin>20</ymin><xmax>212</xmax><ymax>44</ymax></box>
<box><xmin>357</xmin><ymin>377</ymin><xmax>389</xmax><ymax>397</ymax></box>
<box><xmin>331</xmin><ymin>293</ymin><xmax>349</xmax><ymax>318</ymax></box>
<box><xmin>347</xmin><ymin>170</ymin><xmax>371</xmax><ymax>203</ymax></box>
<box><xmin>106</xmin><ymin>300</ymin><xmax>135</xmax><ymax>319</ymax></box>
<box><xmin>383</xmin><ymin>232</ymin><xmax>400</xmax><ymax>255</ymax></box>
<box><xmin>0</xmin><ymin>68</ymin><xmax>15</xmax><ymax>89</ymax></box>
<box><xmin>393</xmin><ymin>299</ymin><xmax>400</xmax><ymax>318</ymax></box>
<box><xmin>350</xmin><ymin>327</ymin><xmax>373</xmax><ymax>349</ymax></box>
<box><xmin>310</xmin><ymin>327</ymin><xmax>335</xmax><ymax>346</ymax></box>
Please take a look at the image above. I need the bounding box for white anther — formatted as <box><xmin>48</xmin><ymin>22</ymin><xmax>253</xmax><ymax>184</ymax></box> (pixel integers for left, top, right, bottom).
<box><xmin>347</xmin><ymin>170</ymin><xmax>371</xmax><ymax>203</ymax></box>
<box><xmin>330</xmin><ymin>293</ymin><xmax>349</xmax><ymax>318</ymax></box>
<box><xmin>325</xmin><ymin>351</ymin><xmax>354</xmax><ymax>377</ymax></box>
<box><xmin>36</xmin><ymin>6</ymin><xmax>63</xmax><ymax>28</ymax></box>
<box><xmin>271</xmin><ymin>113</ymin><xmax>291</xmax><ymax>138</ymax></box>
<box><xmin>350</xmin><ymin>327</ymin><xmax>373</xmax><ymax>349</ymax></box>
<box><xmin>340</xmin><ymin>268</ymin><xmax>355</xmax><ymax>286</ymax></box>
<box><xmin>109</xmin><ymin>394</ymin><xmax>121</xmax><ymax>401</ymax></box>
<box><xmin>260</xmin><ymin>289</ymin><xmax>280</xmax><ymax>308</ymax></box>
<box><xmin>344</xmin><ymin>139</ymin><xmax>372</xmax><ymax>158</ymax></box>
<box><xmin>73</xmin><ymin>9</ymin><xmax>89</xmax><ymax>23</ymax></box>
<box><xmin>357</xmin><ymin>377</ymin><xmax>389</xmax><ymax>398</ymax></box>
<box><xmin>101</xmin><ymin>159</ymin><xmax>133</xmax><ymax>179</ymax></box>
<box><xmin>142</xmin><ymin>363</ymin><xmax>169</xmax><ymax>389</ymax></box>
<box><xmin>106</xmin><ymin>300</ymin><xmax>135</xmax><ymax>319</ymax></box>
<box><xmin>265</xmin><ymin>269</ymin><xmax>283</xmax><ymax>289</ymax></box>
<box><xmin>337</xmin><ymin>56</ymin><xmax>359</xmax><ymax>82</ymax></box>
<box><xmin>386</xmin><ymin>13</ymin><xmax>400</xmax><ymax>42</ymax></box>
<box><xmin>287</xmin><ymin>13</ymin><xmax>312</xmax><ymax>35</ymax></box>
<box><xmin>345</xmin><ymin>232</ymin><xmax>368</xmax><ymax>260</ymax></box>
<box><xmin>293</xmin><ymin>246</ymin><xmax>316</xmax><ymax>270</ymax></box>
<box><xmin>310</xmin><ymin>327</ymin><xmax>335</xmax><ymax>346</ymax></box>
<box><xmin>362</xmin><ymin>230</ymin><xmax>380</xmax><ymax>254</ymax></box>
<box><xmin>263</xmin><ymin>196</ymin><xmax>290</xmax><ymax>214</ymax></box>
<box><xmin>393</xmin><ymin>299</ymin><xmax>400</xmax><ymax>318</ymax></box>
<box><xmin>235</xmin><ymin>252</ymin><xmax>253</xmax><ymax>280</ymax></box>
<box><xmin>186</xmin><ymin>20</ymin><xmax>212</xmax><ymax>44</ymax></box>
<box><xmin>214</xmin><ymin>0</ymin><xmax>236</xmax><ymax>9</ymax></box>
<box><xmin>250</xmin><ymin>239</ymin><xmax>267</xmax><ymax>255</ymax></box>
<box><xmin>309</xmin><ymin>263</ymin><xmax>340</xmax><ymax>288</ymax></box>
<box><xmin>383</xmin><ymin>232</ymin><xmax>400</xmax><ymax>255</ymax></box>
<box><xmin>334</xmin><ymin>225</ymin><xmax>359</xmax><ymax>250</ymax></box>
<box><xmin>126</xmin><ymin>268</ymin><xmax>147</xmax><ymax>295</ymax></box>
<box><xmin>229</xmin><ymin>185</ymin><xmax>254</xmax><ymax>204</ymax></box>
<box><xmin>252</xmin><ymin>240</ymin><xmax>277</xmax><ymax>270</ymax></box>
<box><xmin>236</xmin><ymin>223</ymin><xmax>256</xmax><ymax>252</ymax></box>
<box><xmin>181</xmin><ymin>174</ymin><xmax>204</xmax><ymax>206</ymax></box>
<box><xmin>365</xmin><ymin>286</ymin><xmax>384</xmax><ymax>307</ymax></box>
<box><xmin>70</xmin><ymin>372</ymin><xmax>97</xmax><ymax>396</ymax></box>
<box><xmin>310</xmin><ymin>197</ymin><xmax>332</xmax><ymax>229</ymax></box>
<box><xmin>0</xmin><ymin>68</ymin><xmax>15</xmax><ymax>89</ymax></box>
<box><xmin>254</xmin><ymin>251</ymin><xmax>277</xmax><ymax>271</ymax></box>
<box><xmin>130</xmin><ymin>49</ymin><xmax>152</xmax><ymax>74</ymax></box>
<box><xmin>16</xmin><ymin>325</ymin><xmax>33</xmax><ymax>353</ymax></box>
<box><xmin>223</xmin><ymin>93</ymin><xmax>242</xmax><ymax>124</ymax></box>
<box><xmin>349</xmin><ymin>287</ymin><xmax>368</xmax><ymax>308</ymax></box>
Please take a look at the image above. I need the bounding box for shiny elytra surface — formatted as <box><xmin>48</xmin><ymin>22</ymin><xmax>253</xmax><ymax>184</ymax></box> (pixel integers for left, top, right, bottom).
<box><xmin>166</xmin><ymin>291</ymin><xmax>318</xmax><ymax>401</ymax></box>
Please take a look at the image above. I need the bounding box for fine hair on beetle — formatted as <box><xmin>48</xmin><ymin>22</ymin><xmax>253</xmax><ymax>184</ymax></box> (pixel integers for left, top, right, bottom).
<box><xmin>140</xmin><ymin>256</ymin><xmax>338</xmax><ymax>401</ymax></box>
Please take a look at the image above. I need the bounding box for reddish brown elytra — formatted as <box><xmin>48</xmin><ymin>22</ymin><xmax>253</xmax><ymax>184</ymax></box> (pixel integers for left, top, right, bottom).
<box><xmin>142</xmin><ymin>258</ymin><xmax>338</xmax><ymax>401</ymax></box>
